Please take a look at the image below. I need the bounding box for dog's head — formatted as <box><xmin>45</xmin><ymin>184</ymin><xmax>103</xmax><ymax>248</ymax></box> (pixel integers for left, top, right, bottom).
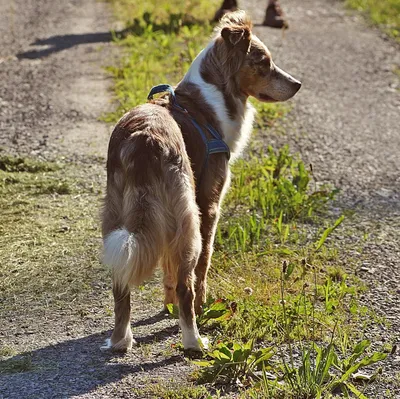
<box><xmin>216</xmin><ymin>10</ymin><xmax>301</xmax><ymax>102</ymax></box>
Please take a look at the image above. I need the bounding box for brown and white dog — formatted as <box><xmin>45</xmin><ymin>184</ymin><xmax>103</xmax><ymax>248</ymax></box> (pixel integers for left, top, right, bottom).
<box><xmin>101</xmin><ymin>11</ymin><xmax>301</xmax><ymax>351</ymax></box>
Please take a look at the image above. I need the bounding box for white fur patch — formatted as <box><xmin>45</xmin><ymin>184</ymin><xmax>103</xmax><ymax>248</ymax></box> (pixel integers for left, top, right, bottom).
<box><xmin>182</xmin><ymin>41</ymin><xmax>255</xmax><ymax>159</ymax></box>
<box><xmin>100</xmin><ymin>335</ymin><xmax>137</xmax><ymax>351</ymax></box>
<box><xmin>232</xmin><ymin>102</ymin><xmax>255</xmax><ymax>161</ymax></box>
<box><xmin>100</xmin><ymin>338</ymin><xmax>113</xmax><ymax>351</ymax></box>
<box><xmin>180</xmin><ymin>320</ymin><xmax>208</xmax><ymax>351</ymax></box>
<box><xmin>103</xmin><ymin>228</ymin><xmax>136</xmax><ymax>269</ymax></box>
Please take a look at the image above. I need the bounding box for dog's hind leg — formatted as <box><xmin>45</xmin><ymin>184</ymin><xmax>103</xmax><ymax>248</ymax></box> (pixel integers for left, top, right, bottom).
<box><xmin>106</xmin><ymin>283</ymin><xmax>135</xmax><ymax>351</ymax></box>
<box><xmin>101</xmin><ymin>193</ymin><xmax>134</xmax><ymax>351</ymax></box>
<box><xmin>175</xmin><ymin>248</ymin><xmax>207</xmax><ymax>351</ymax></box>
<box><xmin>163</xmin><ymin>259</ymin><xmax>177</xmax><ymax>309</ymax></box>
<box><xmin>165</xmin><ymin>166</ymin><xmax>207</xmax><ymax>351</ymax></box>
<box><xmin>170</xmin><ymin>205</ymin><xmax>206</xmax><ymax>350</ymax></box>
<box><xmin>194</xmin><ymin>207</ymin><xmax>220</xmax><ymax>315</ymax></box>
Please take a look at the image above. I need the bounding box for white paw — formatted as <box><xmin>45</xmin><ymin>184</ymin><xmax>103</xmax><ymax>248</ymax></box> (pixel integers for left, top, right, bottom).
<box><xmin>100</xmin><ymin>335</ymin><xmax>136</xmax><ymax>351</ymax></box>
<box><xmin>183</xmin><ymin>335</ymin><xmax>209</xmax><ymax>351</ymax></box>
<box><xmin>199</xmin><ymin>336</ymin><xmax>209</xmax><ymax>350</ymax></box>
<box><xmin>100</xmin><ymin>338</ymin><xmax>113</xmax><ymax>351</ymax></box>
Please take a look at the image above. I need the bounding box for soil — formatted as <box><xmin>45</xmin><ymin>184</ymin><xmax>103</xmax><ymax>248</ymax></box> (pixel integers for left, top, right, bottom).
<box><xmin>0</xmin><ymin>0</ymin><xmax>399</xmax><ymax>398</ymax></box>
<box><xmin>0</xmin><ymin>0</ymin><xmax>115</xmax><ymax>161</ymax></box>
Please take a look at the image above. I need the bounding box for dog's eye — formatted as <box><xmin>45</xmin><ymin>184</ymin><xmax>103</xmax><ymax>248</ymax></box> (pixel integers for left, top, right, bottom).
<box><xmin>251</xmin><ymin>51</ymin><xmax>266</xmax><ymax>64</ymax></box>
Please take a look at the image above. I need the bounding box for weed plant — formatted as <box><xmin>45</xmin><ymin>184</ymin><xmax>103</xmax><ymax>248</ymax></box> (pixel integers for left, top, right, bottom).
<box><xmin>195</xmin><ymin>262</ymin><xmax>388</xmax><ymax>399</ymax></box>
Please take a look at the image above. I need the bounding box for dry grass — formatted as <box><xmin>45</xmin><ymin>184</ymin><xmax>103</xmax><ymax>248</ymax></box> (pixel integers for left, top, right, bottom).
<box><xmin>0</xmin><ymin>157</ymin><xmax>108</xmax><ymax>317</ymax></box>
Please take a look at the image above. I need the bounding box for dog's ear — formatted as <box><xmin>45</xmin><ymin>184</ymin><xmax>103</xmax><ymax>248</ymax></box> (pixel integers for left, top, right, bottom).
<box><xmin>221</xmin><ymin>27</ymin><xmax>251</xmax><ymax>52</ymax></box>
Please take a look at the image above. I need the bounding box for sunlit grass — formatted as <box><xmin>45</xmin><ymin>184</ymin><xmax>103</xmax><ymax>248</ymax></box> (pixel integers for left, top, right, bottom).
<box><xmin>0</xmin><ymin>157</ymin><xmax>107</xmax><ymax>316</ymax></box>
<box><xmin>103</xmin><ymin>0</ymin><xmax>389</xmax><ymax>397</ymax></box>
<box><xmin>346</xmin><ymin>0</ymin><xmax>400</xmax><ymax>40</ymax></box>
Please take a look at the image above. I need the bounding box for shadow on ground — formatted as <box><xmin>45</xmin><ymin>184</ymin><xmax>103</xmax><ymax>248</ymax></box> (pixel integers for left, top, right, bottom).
<box><xmin>16</xmin><ymin>12</ymin><xmax>208</xmax><ymax>60</ymax></box>
<box><xmin>17</xmin><ymin>31</ymin><xmax>118</xmax><ymax>59</ymax></box>
<box><xmin>0</xmin><ymin>313</ymin><xmax>183</xmax><ymax>398</ymax></box>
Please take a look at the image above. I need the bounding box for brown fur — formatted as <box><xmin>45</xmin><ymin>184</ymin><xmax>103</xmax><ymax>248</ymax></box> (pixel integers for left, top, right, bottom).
<box><xmin>101</xmin><ymin>11</ymin><xmax>301</xmax><ymax>351</ymax></box>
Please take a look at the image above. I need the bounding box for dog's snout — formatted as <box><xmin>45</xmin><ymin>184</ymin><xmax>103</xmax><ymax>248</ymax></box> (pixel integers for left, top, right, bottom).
<box><xmin>266</xmin><ymin>63</ymin><xmax>302</xmax><ymax>101</ymax></box>
<box><xmin>293</xmin><ymin>79</ymin><xmax>301</xmax><ymax>93</ymax></box>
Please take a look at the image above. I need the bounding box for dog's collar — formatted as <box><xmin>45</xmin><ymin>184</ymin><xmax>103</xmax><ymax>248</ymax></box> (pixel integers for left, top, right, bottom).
<box><xmin>147</xmin><ymin>84</ymin><xmax>230</xmax><ymax>183</ymax></box>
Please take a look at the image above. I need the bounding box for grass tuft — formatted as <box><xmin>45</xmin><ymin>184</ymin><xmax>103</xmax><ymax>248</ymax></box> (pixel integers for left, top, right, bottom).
<box><xmin>0</xmin><ymin>354</ymin><xmax>34</xmax><ymax>374</ymax></box>
<box><xmin>132</xmin><ymin>380</ymin><xmax>212</xmax><ymax>399</ymax></box>
<box><xmin>217</xmin><ymin>145</ymin><xmax>337</xmax><ymax>252</ymax></box>
<box><xmin>346</xmin><ymin>0</ymin><xmax>400</xmax><ymax>41</ymax></box>
<box><xmin>0</xmin><ymin>155</ymin><xmax>59</xmax><ymax>173</ymax></box>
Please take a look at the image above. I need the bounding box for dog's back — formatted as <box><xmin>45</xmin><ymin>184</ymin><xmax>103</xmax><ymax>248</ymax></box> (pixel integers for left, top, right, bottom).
<box><xmin>102</xmin><ymin>103</ymin><xmax>201</xmax><ymax>289</ymax></box>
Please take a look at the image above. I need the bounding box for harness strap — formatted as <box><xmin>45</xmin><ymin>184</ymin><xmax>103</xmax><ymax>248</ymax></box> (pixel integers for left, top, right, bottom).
<box><xmin>147</xmin><ymin>84</ymin><xmax>230</xmax><ymax>183</ymax></box>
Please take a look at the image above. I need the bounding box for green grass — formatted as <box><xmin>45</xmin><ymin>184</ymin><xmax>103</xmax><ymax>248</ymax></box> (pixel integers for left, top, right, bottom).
<box><xmin>0</xmin><ymin>154</ymin><xmax>60</xmax><ymax>173</ymax></box>
<box><xmin>132</xmin><ymin>380</ymin><xmax>212</xmax><ymax>399</ymax></box>
<box><xmin>216</xmin><ymin>145</ymin><xmax>336</xmax><ymax>252</ymax></box>
<box><xmin>103</xmin><ymin>0</ymin><xmax>390</xmax><ymax>397</ymax></box>
<box><xmin>103</xmin><ymin>0</ymin><xmax>285</xmax><ymax>127</ymax></box>
<box><xmin>0</xmin><ymin>156</ymin><xmax>107</xmax><ymax>316</ymax></box>
<box><xmin>0</xmin><ymin>346</ymin><xmax>17</xmax><ymax>357</ymax></box>
<box><xmin>0</xmin><ymin>0</ymin><xmax>391</xmax><ymax>395</ymax></box>
<box><xmin>346</xmin><ymin>0</ymin><xmax>400</xmax><ymax>40</ymax></box>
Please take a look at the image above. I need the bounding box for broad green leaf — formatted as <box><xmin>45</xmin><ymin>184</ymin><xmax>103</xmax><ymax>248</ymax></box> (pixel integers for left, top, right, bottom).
<box><xmin>284</xmin><ymin>262</ymin><xmax>295</xmax><ymax>280</ymax></box>
<box><xmin>315</xmin><ymin>215</ymin><xmax>345</xmax><ymax>251</ymax></box>
<box><xmin>344</xmin><ymin>381</ymin><xmax>368</xmax><ymax>399</ymax></box>
<box><xmin>340</xmin><ymin>352</ymin><xmax>388</xmax><ymax>382</ymax></box>
<box><xmin>343</xmin><ymin>340</ymin><xmax>370</xmax><ymax>370</ymax></box>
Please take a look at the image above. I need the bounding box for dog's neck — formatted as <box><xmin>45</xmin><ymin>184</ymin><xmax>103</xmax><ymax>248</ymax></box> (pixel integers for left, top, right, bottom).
<box><xmin>178</xmin><ymin>41</ymin><xmax>255</xmax><ymax>160</ymax></box>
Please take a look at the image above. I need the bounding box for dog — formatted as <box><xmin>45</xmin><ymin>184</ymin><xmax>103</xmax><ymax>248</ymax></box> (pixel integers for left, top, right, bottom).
<box><xmin>101</xmin><ymin>11</ymin><xmax>301</xmax><ymax>351</ymax></box>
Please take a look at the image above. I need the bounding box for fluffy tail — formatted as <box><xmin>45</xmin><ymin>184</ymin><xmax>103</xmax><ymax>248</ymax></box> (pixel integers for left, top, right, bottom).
<box><xmin>103</xmin><ymin>228</ymin><xmax>156</xmax><ymax>288</ymax></box>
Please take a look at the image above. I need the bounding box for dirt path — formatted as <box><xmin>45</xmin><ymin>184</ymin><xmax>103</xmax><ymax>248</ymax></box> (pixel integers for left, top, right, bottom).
<box><xmin>0</xmin><ymin>0</ymin><xmax>116</xmax><ymax>160</ymax></box>
<box><xmin>245</xmin><ymin>0</ymin><xmax>400</xmax><ymax>395</ymax></box>
<box><xmin>1</xmin><ymin>0</ymin><xmax>399</xmax><ymax>398</ymax></box>
<box><xmin>0</xmin><ymin>2</ymin><xmax>192</xmax><ymax>398</ymax></box>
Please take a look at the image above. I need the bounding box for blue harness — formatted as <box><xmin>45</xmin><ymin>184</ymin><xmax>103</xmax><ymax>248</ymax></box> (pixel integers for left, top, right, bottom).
<box><xmin>147</xmin><ymin>84</ymin><xmax>230</xmax><ymax>183</ymax></box>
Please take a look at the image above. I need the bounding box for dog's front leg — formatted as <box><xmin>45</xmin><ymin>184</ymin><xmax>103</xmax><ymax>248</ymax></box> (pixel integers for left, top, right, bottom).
<box><xmin>194</xmin><ymin>205</ymin><xmax>220</xmax><ymax>315</ymax></box>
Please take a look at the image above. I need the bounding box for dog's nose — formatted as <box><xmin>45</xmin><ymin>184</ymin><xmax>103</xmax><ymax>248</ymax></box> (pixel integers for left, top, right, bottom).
<box><xmin>293</xmin><ymin>80</ymin><xmax>302</xmax><ymax>92</ymax></box>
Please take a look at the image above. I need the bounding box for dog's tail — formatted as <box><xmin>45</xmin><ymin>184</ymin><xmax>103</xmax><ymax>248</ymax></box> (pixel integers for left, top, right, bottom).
<box><xmin>102</xmin><ymin>127</ymin><xmax>201</xmax><ymax>289</ymax></box>
<box><xmin>103</xmin><ymin>228</ymin><xmax>150</xmax><ymax>287</ymax></box>
<box><xmin>102</xmin><ymin>179</ymin><xmax>167</xmax><ymax>288</ymax></box>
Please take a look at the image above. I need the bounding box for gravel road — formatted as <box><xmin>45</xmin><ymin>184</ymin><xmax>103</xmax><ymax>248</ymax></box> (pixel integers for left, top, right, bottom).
<box><xmin>0</xmin><ymin>0</ymin><xmax>399</xmax><ymax>397</ymax></box>
<box><xmin>245</xmin><ymin>0</ymin><xmax>400</xmax><ymax>396</ymax></box>
<box><xmin>0</xmin><ymin>0</ymin><xmax>114</xmax><ymax>160</ymax></box>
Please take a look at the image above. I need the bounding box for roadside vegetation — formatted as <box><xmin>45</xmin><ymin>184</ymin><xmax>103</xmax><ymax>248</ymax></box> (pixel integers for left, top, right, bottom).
<box><xmin>101</xmin><ymin>0</ymin><xmax>392</xmax><ymax>398</ymax></box>
<box><xmin>0</xmin><ymin>155</ymin><xmax>107</xmax><ymax>317</ymax></box>
<box><xmin>0</xmin><ymin>0</ymin><xmax>395</xmax><ymax>397</ymax></box>
<box><xmin>345</xmin><ymin>0</ymin><xmax>400</xmax><ymax>41</ymax></box>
